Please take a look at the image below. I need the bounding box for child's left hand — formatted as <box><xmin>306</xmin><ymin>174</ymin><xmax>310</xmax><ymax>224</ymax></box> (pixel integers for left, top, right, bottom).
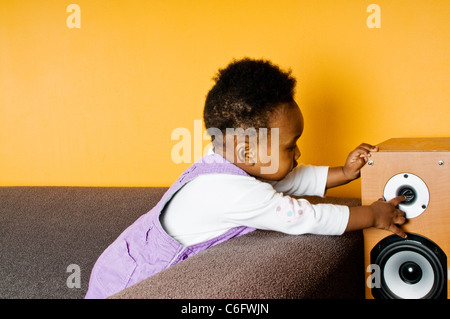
<box><xmin>343</xmin><ymin>143</ymin><xmax>378</xmax><ymax>181</ymax></box>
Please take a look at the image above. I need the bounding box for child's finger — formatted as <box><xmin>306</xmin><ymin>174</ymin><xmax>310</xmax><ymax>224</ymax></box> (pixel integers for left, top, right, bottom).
<box><xmin>358</xmin><ymin>143</ymin><xmax>378</xmax><ymax>152</ymax></box>
<box><xmin>349</xmin><ymin>150</ymin><xmax>369</xmax><ymax>162</ymax></box>
<box><xmin>389</xmin><ymin>224</ymin><xmax>407</xmax><ymax>239</ymax></box>
<box><xmin>388</xmin><ymin>195</ymin><xmax>407</xmax><ymax>207</ymax></box>
<box><xmin>394</xmin><ymin>209</ymin><xmax>407</xmax><ymax>225</ymax></box>
<box><xmin>352</xmin><ymin>146</ymin><xmax>373</xmax><ymax>159</ymax></box>
<box><xmin>358</xmin><ymin>153</ymin><xmax>371</xmax><ymax>162</ymax></box>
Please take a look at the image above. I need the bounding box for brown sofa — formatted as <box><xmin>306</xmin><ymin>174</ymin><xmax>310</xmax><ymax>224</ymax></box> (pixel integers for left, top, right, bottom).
<box><xmin>0</xmin><ymin>187</ymin><xmax>364</xmax><ymax>299</ymax></box>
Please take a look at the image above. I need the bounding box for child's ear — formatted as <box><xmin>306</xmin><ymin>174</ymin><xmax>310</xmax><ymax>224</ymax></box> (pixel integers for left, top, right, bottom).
<box><xmin>236</xmin><ymin>142</ymin><xmax>256</xmax><ymax>165</ymax></box>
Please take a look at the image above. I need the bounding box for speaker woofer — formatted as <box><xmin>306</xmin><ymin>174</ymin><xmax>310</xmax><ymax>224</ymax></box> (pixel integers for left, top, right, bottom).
<box><xmin>371</xmin><ymin>233</ymin><xmax>447</xmax><ymax>299</ymax></box>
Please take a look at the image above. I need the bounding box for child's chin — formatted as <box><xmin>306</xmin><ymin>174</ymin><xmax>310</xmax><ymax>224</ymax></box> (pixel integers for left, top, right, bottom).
<box><xmin>259</xmin><ymin>171</ymin><xmax>290</xmax><ymax>182</ymax></box>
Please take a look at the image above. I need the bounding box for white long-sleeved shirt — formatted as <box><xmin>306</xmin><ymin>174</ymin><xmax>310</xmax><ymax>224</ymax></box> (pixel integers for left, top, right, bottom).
<box><xmin>160</xmin><ymin>160</ymin><xmax>350</xmax><ymax>247</ymax></box>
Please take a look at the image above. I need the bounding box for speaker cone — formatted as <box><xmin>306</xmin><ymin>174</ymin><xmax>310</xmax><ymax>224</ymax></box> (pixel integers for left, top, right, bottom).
<box><xmin>371</xmin><ymin>233</ymin><xmax>447</xmax><ymax>299</ymax></box>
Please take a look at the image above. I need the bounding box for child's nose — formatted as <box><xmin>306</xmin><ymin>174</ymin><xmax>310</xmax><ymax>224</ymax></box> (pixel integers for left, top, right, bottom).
<box><xmin>294</xmin><ymin>146</ymin><xmax>301</xmax><ymax>160</ymax></box>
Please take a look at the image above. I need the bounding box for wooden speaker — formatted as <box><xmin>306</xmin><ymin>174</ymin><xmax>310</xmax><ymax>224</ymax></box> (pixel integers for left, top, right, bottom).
<box><xmin>361</xmin><ymin>137</ymin><xmax>450</xmax><ymax>299</ymax></box>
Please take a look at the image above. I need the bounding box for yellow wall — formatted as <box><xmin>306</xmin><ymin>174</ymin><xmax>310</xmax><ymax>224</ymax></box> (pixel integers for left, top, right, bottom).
<box><xmin>1</xmin><ymin>0</ymin><xmax>449</xmax><ymax>198</ymax></box>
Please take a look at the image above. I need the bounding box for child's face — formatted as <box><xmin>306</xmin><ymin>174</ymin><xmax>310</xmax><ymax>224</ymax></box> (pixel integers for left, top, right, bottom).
<box><xmin>238</xmin><ymin>102</ymin><xmax>303</xmax><ymax>181</ymax></box>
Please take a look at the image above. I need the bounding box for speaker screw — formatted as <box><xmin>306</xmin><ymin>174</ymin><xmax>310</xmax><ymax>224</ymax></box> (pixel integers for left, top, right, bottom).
<box><xmin>368</xmin><ymin>160</ymin><xmax>374</xmax><ymax>166</ymax></box>
<box><xmin>438</xmin><ymin>160</ymin><xmax>444</xmax><ymax>166</ymax></box>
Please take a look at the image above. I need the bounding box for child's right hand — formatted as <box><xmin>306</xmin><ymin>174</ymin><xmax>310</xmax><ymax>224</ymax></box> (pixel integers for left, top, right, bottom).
<box><xmin>369</xmin><ymin>196</ymin><xmax>407</xmax><ymax>238</ymax></box>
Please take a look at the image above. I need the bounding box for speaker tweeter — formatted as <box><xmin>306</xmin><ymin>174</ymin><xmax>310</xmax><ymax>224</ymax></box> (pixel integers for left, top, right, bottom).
<box><xmin>383</xmin><ymin>172</ymin><xmax>429</xmax><ymax>219</ymax></box>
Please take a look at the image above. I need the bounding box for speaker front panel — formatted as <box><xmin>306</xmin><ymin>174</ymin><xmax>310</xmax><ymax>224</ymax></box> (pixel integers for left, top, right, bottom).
<box><xmin>362</xmin><ymin>150</ymin><xmax>450</xmax><ymax>298</ymax></box>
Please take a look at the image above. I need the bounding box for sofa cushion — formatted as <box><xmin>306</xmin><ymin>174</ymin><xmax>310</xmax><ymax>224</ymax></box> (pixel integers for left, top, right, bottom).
<box><xmin>0</xmin><ymin>187</ymin><xmax>166</xmax><ymax>299</ymax></box>
<box><xmin>0</xmin><ymin>187</ymin><xmax>364</xmax><ymax>299</ymax></box>
<box><xmin>111</xmin><ymin>227</ymin><xmax>364</xmax><ymax>299</ymax></box>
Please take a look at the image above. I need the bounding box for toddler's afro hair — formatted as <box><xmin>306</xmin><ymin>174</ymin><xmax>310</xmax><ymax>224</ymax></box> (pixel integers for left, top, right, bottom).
<box><xmin>203</xmin><ymin>58</ymin><xmax>296</xmax><ymax>133</ymax></box>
